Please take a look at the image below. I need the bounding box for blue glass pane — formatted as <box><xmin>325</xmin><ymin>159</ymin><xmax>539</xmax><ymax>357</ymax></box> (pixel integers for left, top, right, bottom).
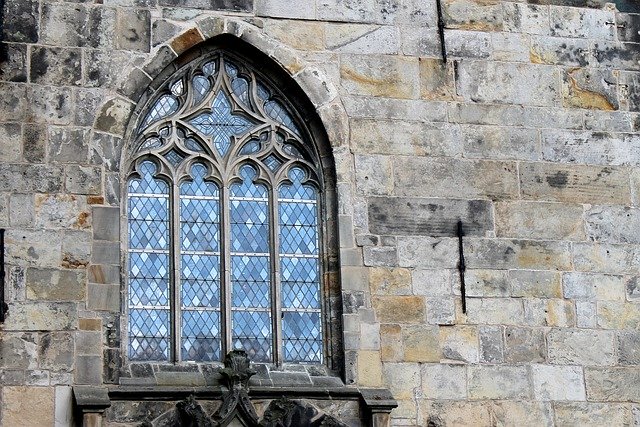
<box><xmin>279</xmin><ymin>168</ymin><xmax>316</xmax><ymax>200</ymax></box>
<box><xmin>192</xmin><ymin>75</ymin><xmax>211</xmax><ymax>106</ymax></box>
<box><xmin>202</xmin><ymin>61</ymin><xmax>216</xmax><ymax>76</ymax></box>
<box><xmin>225</xmin><ymin>61</ymin><xmax>238</xmax><ymax>77</ymax></box>
<box><xmin>280</xmin><ymin>257</ymin><xmax>318</xmax><ymax>283</ymax></box>
<box><xmin>128</xmin><ymin>308</ymin><xmax>169</xmax><ymax>361</ymax></box>
<box><xmin>129</xmin><ymin>252</ymin><xmax>169</xmax><ymax>279</ymax></box>
<box><xmin>185</xmin><ymin>138</ymin><xmax>206</xmax><ymax>152</ymax></box>
<box><xmin>282</xmin><ymin>311</ymin><xmax>322</xmax><ymax>362</ymax></box>
<box><xmin>263</xmin><ymin>155</ymin><xmax>282</xmax><ymax>172</ymax></box>
<box><xmin>142</xmin><ymin>94</ymin><xmax>178</xmax><ymax>128</ymax></box>
<box><xmin>239</xmin><ymin>139</ymin><xmax>260</xmax><ymax>155</ymax></box>
<box><xmin>182</xmin><ymin>279</ymin><xmax>220</xmax><ymax>307</ymax></box>
<box><xmin>264</xmin><ymin>99</ymin><xmax>300</xmax><ymax>135</ymax></box>
<box><xmin>231</xmin><ymin>256</ymin><xmax>270</xmax><ymax>308</ymax></box>
<box><xmin>129</xmin><ymin>278</ymin><xmax>169</xmax><ymax>306</ymax></box>
<box><xmin>165</xmin><ymin>149</ymin><xmax>185</xmax><ymax>167</ymax></box>
<box><xmin>180</xmin><ymin>164</ymin><xmax>219</xmax><ymax>196</ymax></box>
<box><xmin>279</xmin><ymin>202</ymin><xmax>317</xmax><ymax>226</ymax></box>
<box><xmin>282</xmin><ymin>281</ymin><xmax>320</xmax><ymax>309</ymax></box>
<box><xmin>232</xmin><ymin>310</ymin><xmax>271</xmax><ymax>363</ymax></box>
<box><xmin>280</xmin><ymin>225</ymin><xmax>318</xmax><ymax>255</ymax></box>
<box><xmin>181</xmin><ymin>254</ymin><xmax>219</xmax><ymax>280</ymax></box>
<box><xmin>231</xmin><ymin>76</ymin><xmax>250</xmax><ymax>106</ymax></box>
<box><xmin>189</xmin><ymin>92</ymin><xmax>253</xmax><ymax>157</ymax></box>
<box><xmin>230</xmin><ymin>165</ymin><xmax>267</xmax><ymax>198</ymax></box>
<box><xmin>128</xmin><ymin>162</ymin><xmax>168</xmax><ymax>195</ymax></box>
<box><xmin>181</xmin><ymin>310</ymin><xmax>220</xmax><ymax>361</ymax></box>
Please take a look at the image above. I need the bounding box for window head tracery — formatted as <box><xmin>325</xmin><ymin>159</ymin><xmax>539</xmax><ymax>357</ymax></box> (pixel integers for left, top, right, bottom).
<box><xmin>126</xmin><ymin>52</ymin><xmax>325</xmax><ymax>365</ymax></box>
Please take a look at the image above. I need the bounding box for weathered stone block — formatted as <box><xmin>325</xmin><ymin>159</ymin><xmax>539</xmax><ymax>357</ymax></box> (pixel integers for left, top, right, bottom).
<box><xmin>86</xmin><ymin>49</ymin><xmax>140</xmax><ymax>89</ymax></box>
<box><xmin>0</xmin><ymin>164</ymin><xmax>64</xmax><ymax>193</ymax></box>
<box><xmin>65</xmin><ymin>165</ymin><xmax>102</xmax><ymax>195</ymax></box>
<box><xmin>87</xmin><ymin>284</ymin><xmax>120</xmax><ymax>311</ymax></box>
<box><xmin>466</xmin><ymin>298</ymin><xmax>524</xmax><ymax>325</ymax></box>
<box><xmin>585</xmin><ymin>367</ymin><xmax>640</xmax><ymax>401</ymax></box>
<box><xmin>510</xmin><ymin>270</ymin><xmax>562</xmax><ymax>298</ymax></box>
<box><xmin>35</xmin><ymin>194</ymin><xmax>91</xmax><ymax>230</ymax></box>
<box><xmin>465</xmin><ymin>238</ymin><xmax>572</xmax><ymax>271</ymax></box>
<box><xmin>420</xmin><ymin>401</ymin><xmax>491</xmax><ymax>427</ymax></box>
<box><xmin>479</xmin><ymin>325</ymin><xmax>503</xmax><ymax>363</ymax></box>
<box><xmin>0</xmin><ymin>123</ymin><xmax>21</xmax><ymax>163</ymax></box>
<box><xmin>340</xmin><ymin>54</ymin><xmax>419</xmax><ymax>99</ymax></box>
<box><xmin>550</xmin><ymin>5</ymin><xmax>615</xmax><ymax>40</ymax></box>
<box><xmin>400</xmin><ymin>27</ymin><xmax>440</xmax><ymax>57</ymax></box>
<box><xmin>562</xmin><ymin>68</ymin><xmax>619</xmax><ymax>110</ymax></box>
<box><xmin>401</xmin><ymin>324</ymin><xmax>440</xmax><ymax>362</ymax></box>
<box><xmin>543</xmin><ymin>130</ymin><xmax>640</xmax><ymax>166</ymax></box>
<box><xmin>576</xmin><ymin>301</ymin><xmax>596</xmax><ymax>328</ymax></box>
<box><xmin>363</xmin><ymin>246</ymin><xmax>397</xmax><ymax>267</ymax></box>
<box><xmin>62</xmin><ymin>229</ymin><xmax>91</xmax><ymax>269</ymax></box>
<box><xmin>75</xmin><ymin>355</ymin><xmax>103</xmax><ymax>384</ymax></box>
<box><xmin>440</xmin><ymin>325</ymin><xmax>478</xmax><ymax>363</ymax></box>
<box><xmin>28</xmin><ymin>85</ymin><xmax>73</xmax><ymax>124</ymax></box>
<box><xmin>443</xmin><ymin>0</ymin><xmax>503</xmax><ymax>31</ymax></box>
<box><xmin>92</xmin><ymin>206</ymin><xmax>120</xmax><ymax>242</ymax></box>
<box><xmin>317</xmin><ymin>0</ymin><xmax>400</xmax><ymax>24</ymax></box>
<box><xmin>39</xmin><ymin>332</ymin><xmax>74</xmax><ymax>371</ymax></box>
<box><xmin>554</xmin><ymin>402</ymin><xmax>630</xmax><ymax>426</ymax></box>
<box><xmin>397</xmin><ymin>236</ymin><xmax>458</xmax><ymax>269</ymax></box>
<box><xmin>26</xmin><ymin>268</ymin><xmax>86</xmax><ymax>301</ymax></box>
<box><xmin>491</xmin><ymin>32</ymin><xmax>530</xmax><ymax>62</ymax></box>
<box><xmin>445</xmin><ymin>30</ymin><xmax>492</xmax><ymax>59</ymax></box>
<box><xmin>562</xmin><ymin>272</ymin><xmax>627</xmax><ymax>301</ymax></box>
<box><xmin>425</xmin><ymin>297</ymin><xmax>455</xmax><ymax>325</ymax></box>
<box><xmin>418</xmin><ymin>57</ymin><xmax>456</xmax><ymax>101</ymax></box>
<box><xmin>94</xmin><ymin>98</ymin><xmax>134</xmax><ymax>136</ymax></box>
<box><xmin>532</xmin><ymin>364</ymin><xmax>586</xmax><ymax>401</ymax></box>
<box><xmin>115</xmin><ymin>9</ymin><xmax>150</xmax><ymax>51</ymax></box>
<box><xmin>421</xmin><ymin>364</ymin><xmax>466</xmax><ymax>399</ymax></box>
<box><xmin>412</xmin><ymin>269</ymin><xmax>452</xmax><ymax>297</ymax></box>
<box><xmin>520</xmin><ymin>162</ymin><xmax>630</xmax><ymax>204</ymax></box>
<box><xmin>504</xmin><ymin>327</ymin><xmax>545</xmax><ymax>363</ymax></box>
<box><xmin>5</xmin><ymin>229</ymin><xmax>62</xmax><ymax>268</ymax></box>
<box><xmin>2</xmin><ymin>43</ymin><xmax>27</xmax><ymax>83</ymax></box>
<box><xmin>547</xmin><ymin>329</ymin><xmax>615</xmax><ymax>366</ymax></box>
<box><xmin>1</xmin><ymin>387</ymin><xmax>54</xmax><ymax>426</ymax></box>
<box><xmin>448</xmin><ymin>102</ymin><xmax>523</xmax><ymax>126</ymax></box>
<box><xmin>573</xmin><ymin>242</ymin><xmax>640</xmax><ymax>274</ymax></box>
<box><xmin>354</xmin><ymin>155</ymin><xmax>393</xmax><ymax>195</ymax></box>
<box><xmin>3</xmin><ymin>0</ymin><xmax>39</xmax><ymax>43</ymax></box>
<box><xmin>503</xmin><ymin>3</ymin><xmax>550</xmax><ymax>35</ymax></box>
<box><xmin>22</xmin><ymin>123</ymin><xmax>47</xmax><ymax>162</ymax></box>
<box><xmin>30</xmin><ymin>47</ymin><xmax>82</xmax><ymax>86</ymax></box>
<box><xmin>4</xmin><ymin>302</ymin><xmax>76</xmax><ymax>331</ymax></box>
<box><xmin>382</xmin><ymin>362</ymin><xmax>420</xmax><ymax>401</ymax></box>
<box><xmin>586</xmin><ymin>205</ymin><xmax>640</xmax><ymax>244</ymax></box>
<box><xmin>585</xmin><ymin>111</ymin><xmax>634</xmax><ymax>133</ymax></box>
<box><xmin>49</xmin><ymin>127</ymin><xmax>90</xmax><ymax>163</ymax></box>
<box><xmin>529</xmin><ymin>36</ymin><xmax>591</xmax><ymax>67</ymax></box>
<box><xmin>468</xmin><ymin>366</ymin><xmax>531</xmax><ymax>399</ymax></box>
<box><xmin>326</xmin><ymin>24</ymin><xmax>399</xmax><ymax>54</ymax></box>
<box><xmin>369</xmin><ymin>197</ymin><xmax>492</xmax><ymax>238</ymax></box>
<box><xmin>380</xmin><ymin>324</ymin><xmax>402</xmax><ymax>362</ymax></box>
<box><xmin>457</xmin><ymin>61</ymin><xmax>560</xmax><ymax>107</ymax></box>
<box><xmin>356</xmin><ymin>350</ymin><xmax>383</xmax><ymax>387</ymax></box>
<box><xmin>351</xmin><ymin>119</ymin><xmax>458</xmax><ymax>156</ymax></box>
<box><xmin>466</xmin><ymin>269</ymin><xmax>510</xmax><ymax>297</ymax></box>
<box><xmin>597</xmin><ymin>301</ymin><xmax>640</xmax><ymax>329</ymax></box>
<box><xmin>394</xmin><ymin>157</ymin><xmax>518</xmax><ymax>200</ymax></box>
<box><xmin>0</xmin><ymin>83</ymin><xmax>27</xmax><ymax>122</ymax></box>
<box><xmin>0</xmin><ymin>333</ymin><xmax>38</xmax><ymax>370</ymax></box>
<box><xmin>460</xmin><ymin>125</ymin><xmax>539</xmax><ymax>161</ymax></box>
<box><xmin>617</xmin><ymin>331</ymin><xmax>640</xmax><ymax>365</ymax></box>
<box><xmin>9</xmin><ymin>193</ymin><xmax>34</xmax><ymax>227</ymax></box>
<box><xmin>369</xmin><ymin>267</ymin><xmax>411</xmax><ymax>295</ymax></box>
<box><xmin>347</xmin><ymin>96</ymin><xmax>444</xmax><ymax>124</ymax></box>
<box><xmin>372</xmin><ymin>296</ymin><xmax>424</xmax><ymax>323</ymax></box>
<box><xmin>524</xmin><ymin>298</ymin><xmax>575</xmax><ymax>327</ymax></box>
<box><xmin>495</xmin><ymin>201</ymin><xmax>585</xmax><ymax>241</ymax></box>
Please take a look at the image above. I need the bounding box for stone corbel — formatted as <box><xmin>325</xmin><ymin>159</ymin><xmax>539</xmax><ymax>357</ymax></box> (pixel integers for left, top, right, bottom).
<box><xmin>360</xmin><ymin>388</ymin><xmax>398</xmax><ymax>427</ymax></box>
<box><xmin>73</xmin><ymin>385</ymin><xmax>111</xmax><ymax>427</ymax></box>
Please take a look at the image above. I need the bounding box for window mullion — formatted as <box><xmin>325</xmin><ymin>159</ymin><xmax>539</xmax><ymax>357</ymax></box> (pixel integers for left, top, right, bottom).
<box><xmin>221</xmin><ymin>184</ymin><xmax>232</xmax><ymax>357</ymax></box>
<box><xmin>171</xmin><ymin>181</ymin><xmax>181</xmax><ymax>363</ymax></box>
<box><xmin>269</xmin><ymin>185</ymin><xmax>282</xmax><ymax>365</ymax></box>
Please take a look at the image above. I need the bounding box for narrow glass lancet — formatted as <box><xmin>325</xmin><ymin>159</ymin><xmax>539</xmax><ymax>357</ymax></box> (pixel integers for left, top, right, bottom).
<box><xmin>230</xmin><ymin>165</ymin><xmax>272</xmax><ymax>362</ymax></box>
<box><xmin>179</xmin><ymin>164</ymin><xmax>221</xmax><ymax>362</ymax></box>
<box><xmin>128</xmin><ymin>161</ymin><xmax>170</xmax><ymax>361</ymax></box>
<box><xmin>278</xmin><ymin>168</ymin><xmax>322</xmax><ymax>363</ymax></box>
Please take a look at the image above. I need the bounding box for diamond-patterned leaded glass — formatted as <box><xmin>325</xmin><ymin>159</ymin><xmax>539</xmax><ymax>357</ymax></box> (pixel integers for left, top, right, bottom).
<box><xmin>180</xmin><ymin>164</ymin><xmax>221</xmax><ymax>362</ymax></box>
<box><xmin>128</xmin><ymin>161</ymin><xmax>170</xmax><ymax>361</ymax></box>
<box><xmin>279</xmin><ymin>168</ymin><xmax>322</xmax><ymax>363</ymax></box>
<box><xmin>128</xmin><ymin>52</ymin><xmax>329</xmax><ymax>366</ymax></box>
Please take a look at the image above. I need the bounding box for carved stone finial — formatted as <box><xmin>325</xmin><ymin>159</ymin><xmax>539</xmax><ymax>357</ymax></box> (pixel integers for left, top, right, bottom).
<box><xmin>219</xmin><ymin>349</ymin><xmax>256</xmax><ymax>390</ymax></box>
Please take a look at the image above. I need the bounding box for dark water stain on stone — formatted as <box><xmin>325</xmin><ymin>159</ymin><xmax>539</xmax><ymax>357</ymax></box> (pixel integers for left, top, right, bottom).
<box><xmin>546</xmin><ymin>171</ymin><xmax>569</xmax><ymax>188</ymax></box>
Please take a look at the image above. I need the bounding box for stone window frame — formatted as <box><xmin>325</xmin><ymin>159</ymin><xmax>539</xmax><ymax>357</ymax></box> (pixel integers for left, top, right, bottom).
<box><xmin>116</xmin><ymin>35</ymin><xmax>345</xmax><ymax>382</ymax></box>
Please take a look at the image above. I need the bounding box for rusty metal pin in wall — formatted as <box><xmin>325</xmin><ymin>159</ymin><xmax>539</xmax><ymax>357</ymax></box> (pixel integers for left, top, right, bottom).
<box><xmin>457</xmin><ymin>220</ymin><xmax>467</xmax><ymax>314</ymax></box>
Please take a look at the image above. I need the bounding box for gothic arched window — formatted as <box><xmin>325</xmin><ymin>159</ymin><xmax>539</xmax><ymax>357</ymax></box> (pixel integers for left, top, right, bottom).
<box><xmin>125</xmin><ymin>50</ymin><xmax>329</xmax><ymax>365</ymax></box>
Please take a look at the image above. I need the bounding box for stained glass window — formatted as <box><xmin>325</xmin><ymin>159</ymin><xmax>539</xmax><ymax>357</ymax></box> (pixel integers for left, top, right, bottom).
<box><xmin>126</xmin><ymin>53</ymin><xmax>325</xmax><ymax>365</ymax></box>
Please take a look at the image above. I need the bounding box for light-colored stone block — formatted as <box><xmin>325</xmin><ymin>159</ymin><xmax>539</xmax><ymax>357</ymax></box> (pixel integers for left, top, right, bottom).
<box><xmin>532</xmin><ymin>364</ymin><xmax>586</xmax><ymax>401</ymax></box>
<box><xmin>495</xmin><ymin>201</ymin><xmax>586</xmax><ymax>241</ymax></box>
<box><xmin>421</xmin><ymin>364</ymin><xmax>466</xmax><ymax>399</ymax></box>
<box><xmin>468</xmin><ymin>365</ymin><xmax>531</xmax><ymax>399</ymax></box>
<box><xmin>547</xmin><ymin>329</ymin><xmax>615</xmax><ymax>366</ymax></box>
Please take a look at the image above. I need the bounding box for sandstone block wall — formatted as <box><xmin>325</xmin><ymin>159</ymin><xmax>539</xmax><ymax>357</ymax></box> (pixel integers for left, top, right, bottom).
<box><xmin>1</xmin><ymin>0</ymin><xmax>639</xmax><ymax>425</ymax></box>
